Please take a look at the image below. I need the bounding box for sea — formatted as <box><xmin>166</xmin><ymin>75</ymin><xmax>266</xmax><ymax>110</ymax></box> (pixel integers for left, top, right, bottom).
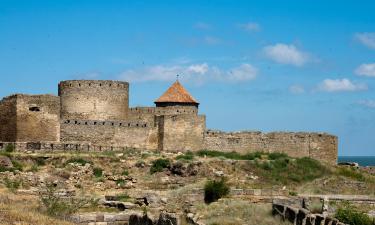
<box><xmin>338</xmin><ymin>156</ymin><xmax>375</xmax><ymax>167</ymax></box>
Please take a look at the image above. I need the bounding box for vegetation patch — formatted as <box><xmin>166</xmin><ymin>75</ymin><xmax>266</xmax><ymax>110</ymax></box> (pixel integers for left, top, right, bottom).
<box><xmin>335</xmin><ymin>202</ymin><xmax>374</xmax><ymax>225</ymax></box>
<box><xmin>150</xmin><ymin>158</ymin><xmax>171</xmax><ymax>174</ymax></box>
<box><xmin>337</xmin><ymin>167</ymin><xmax>366</xmax><ymax>182</ymax></box>
<box><xmin>204</xmin><ymin>178</ymin><xmax>230</xmax><ymax>204</ymax></box>
<box><xmin>115</xmin><ymin>192</ymin><xmax>131</xmax><ymax>201</ymax></box>
<box><xmin>65</xmin><ymin>157</ymin><xmax>92</xmax><ymax>166</ymax></box>
<box><xmin>252</xmin><ymin>157</ymin><xmax>329</xmax><ymax>184</ymax></box>
<box><xmin>197</xmin><ymin>150</ymin><xmax>263</xmax><ymax>161</ymax></box>
<box><xmin>175</xmin><ymin>151</ymin><xmax>195</xmax><ymax>161</ymax></box>
<box><xmin>121</xmin><ymin>169</ymin><xmax>129</xmax><ymax>176</ymax></box>
<box><xmin>93</xmin><ymin>167</ymin><xmax>103</xmax><ymax>177</ymax></box>
<box><xmin>4</xmin><ymin>178</ymin><xmax>21</xmax><ymax>192</ymax></box>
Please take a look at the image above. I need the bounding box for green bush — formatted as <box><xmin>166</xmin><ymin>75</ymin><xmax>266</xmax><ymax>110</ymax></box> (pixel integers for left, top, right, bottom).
<box><xmin>65</xmin><ymin>158</ymin><xmax>92</xmax><ymax>166</ymax></box>
<box><xmin>337</xmin><ymin>167</ymin><xmax>366</xmax><ymax>182</ymax></box>
<box><xmin>254</xmin><ymin>157</ymin><xmax>329</xmax><ymax>184</ymax></box>
<box><xmin>39</xmin><ymin>183</ymin><xmax>94</xmax><ymax>218</ymax></box>
<box><xmin>175</xmin><ymin>151</ymin><xmax>195</xmax><ymax>161</ymax></box>
<box><xmin>150</xmin><ymin>158</ymin><xmax>170</xmax><ymax>174</ymax></box>
<box><xmin>335</xmin><ymin>202</ymin><xmax>374</xmax><ymax>225</ymax></box>
<box><xmin>197</xmin><ymin>150</ymin><xmax>263</xmax><ymax>161</ymax></box>
<box><xmin>204</xmin><ymin>178</ymin><xmax>230</xmax><ymax>204</ymax></box>
<box><xmin>115</xmin><ymin>192</ymin><xmax>130</xmax><ymax>201</ymax></box>
<box><xmin>93</xmin><ymin>167</ymin><xmax>103</xmax><ymax>177</ymax></box>
<box><xmin>5</xmin><ymin>144</ymin><xmax>14</xmax><ymax>153</ymax></box>
<box><xmin>34</xmin><ymin>157</ymin><xmax>46</xmax><ymax>166</ymax></box>
<box><xmin>268</xmin><ymin>152</ymin><xmax>288</xmax><ymax>160</ymax></box>
<box><xmin>4</xmin><ymin>178</ymin><xmax>21</xmax><ymax>192</ymax></box>
<box><xmin>121</xmin><ymin>169</ymin><xmax>129</xmax><ymax>176</ymax></box>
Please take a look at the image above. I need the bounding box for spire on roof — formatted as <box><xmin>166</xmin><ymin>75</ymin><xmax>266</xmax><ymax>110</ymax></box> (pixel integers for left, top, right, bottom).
<box><xmin>154</xmin><ymin>80</ymin><xmax>199</xmax><ymax>105</ymax></box>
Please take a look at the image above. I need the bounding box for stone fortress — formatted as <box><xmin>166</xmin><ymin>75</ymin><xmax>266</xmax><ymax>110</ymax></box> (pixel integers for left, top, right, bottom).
<box><xmin>0</xmin><ymin>80</ymin><xmax>338</xmax><ymax>165</ymax></box>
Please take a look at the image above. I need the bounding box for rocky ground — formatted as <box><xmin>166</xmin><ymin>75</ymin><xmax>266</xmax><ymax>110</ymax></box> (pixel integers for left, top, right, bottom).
<box><xmin>0</xmin><ymin>149</ymin><xmax>374</xmax><ymax>225</ymax></box>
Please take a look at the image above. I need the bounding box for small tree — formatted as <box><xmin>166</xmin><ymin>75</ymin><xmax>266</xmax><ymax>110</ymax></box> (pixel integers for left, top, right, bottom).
<box><xmin>204</xmin><ymin>178</ymin><xmax>230</xmax><ymax>204</ymax></box>
<box><xmin>150</xmin><ymin>158</ymin><xmax>170</xmax><ymax>174</ymax></box>
<box><xmin>335</xmin><ymin>202</ymin><xmax>374</xmax><ymax>225</ymax></box>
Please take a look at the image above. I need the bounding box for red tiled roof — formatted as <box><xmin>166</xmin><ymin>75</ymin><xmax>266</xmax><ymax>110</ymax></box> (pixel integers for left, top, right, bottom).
<box><xmin>154</xmin><ymin>81</ymin><xmax>199</xmax><ymax>104</ymax></box>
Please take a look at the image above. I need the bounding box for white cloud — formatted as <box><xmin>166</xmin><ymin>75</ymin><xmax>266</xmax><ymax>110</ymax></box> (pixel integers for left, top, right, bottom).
<box><xmin>317</xmin><ymin>78</ymin><xmax>367</xmax><ymax>92</ymax></box>
<box><xmin>227</xmin><ymin>64</ymin><xmax>258</xmax><ymax>81</ymax></box>
<box><xmin>358</xmin><ymin>100</ymin><xmax>375</xmax><ymax>108</ymax></box>
<box><xmin>289</xmin><ymin>85</ymin><xmax>305</xmax><ymax>94</ymax></box>
<box><xmin>119</xmin><ymin>63</ymin><xmax>258</xmax><ymax>84</ymax></box>
<box><xmin>355</xmin><ymin>63</ymin><xmax>375</xmax><ymax>77</ymax></box>
<box><xmin>263</xmin><ymin>43</ymin><xmax>309</xmax><ymax>66</ymax></box>
<box><xmin>355</xmin><ymin>32</ymin><xmax>375</xmax><ymax>49</ymax></box>
<box><xmin>238</xmin><ymin>22</ymin><xmax>260</xmax><ymax>32</ymax></box>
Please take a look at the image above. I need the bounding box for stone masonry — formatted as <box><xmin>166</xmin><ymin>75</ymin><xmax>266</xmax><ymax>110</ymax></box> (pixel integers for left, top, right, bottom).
<box><xmin>0</xmin><ymin>79</ymin><xmax>338</xmax><ymax>165</ymax></box>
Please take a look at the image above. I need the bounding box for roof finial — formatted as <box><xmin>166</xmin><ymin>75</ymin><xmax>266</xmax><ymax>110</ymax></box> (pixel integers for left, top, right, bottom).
<box><xmin>176</xmin><ymin>74</ymin><xmax>179</xmax><ymax>81</ymax></box>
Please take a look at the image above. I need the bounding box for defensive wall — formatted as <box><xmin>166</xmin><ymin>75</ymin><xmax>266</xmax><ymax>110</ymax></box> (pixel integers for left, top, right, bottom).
<box><xmin>203</xmin><ymin>130</ymin><xmax>338</xmax><ymax>165</ymax></box>
<box><xmin>0</xmin><ymin>79</ymin><xmax>339</xmax><ymax>165</ymax></box>
<box><xmin>58</xmin><ymin>80</ymin><xmax>129</xmax><ymax>121</ymax></box>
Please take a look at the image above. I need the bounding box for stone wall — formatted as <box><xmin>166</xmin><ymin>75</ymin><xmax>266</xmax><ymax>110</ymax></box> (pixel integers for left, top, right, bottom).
<box><xmin>16</xmin><ymin>94</ymin><xmax>60</xmax><ymax>142</ymax></box>
<box><xmin>60</xmin><ymin>119</ymin><xmax>158</xmax><ymax>149</ymax></box>
<box><xmin>203</xmin><ymin>130</ymin><xmax>338</xmax><ymax>165</ymax></box>
<box><xmin>59</xmin><ymin>80</ymin><xmax>129</xmax><ymax>121</ymax></box>
<box><xmin>0</xmin><ymin>95</ymin><xmax>17</xmax><ymax>141</ymax></box>
<box><xmin>272</xmin><ymin>203</ymin><xmax>346</xmax><ymax>225</ymax></box>
<box><xmin>158</xmin><ymin>114</ymin><xmax>206</xmax><ymax>152</ymax></box>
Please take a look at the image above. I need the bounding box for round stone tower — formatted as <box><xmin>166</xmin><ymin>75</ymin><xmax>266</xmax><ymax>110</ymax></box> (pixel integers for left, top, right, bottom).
<box><xmin>58</xmin><ymin>80</ymin><xmax>129</xmax><ymax>121</ymax></box>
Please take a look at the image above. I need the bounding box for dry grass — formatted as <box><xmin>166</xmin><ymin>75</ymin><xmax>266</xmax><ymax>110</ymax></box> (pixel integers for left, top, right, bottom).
<box><xmin>0</xmin><ymin>188</ymin><xmax>74</xmax><ymax>225</ymax></box>
<box><xmin>194</xmin><ymin>199</ymin><xmax>288</xmax><ymax>225</ymax></box>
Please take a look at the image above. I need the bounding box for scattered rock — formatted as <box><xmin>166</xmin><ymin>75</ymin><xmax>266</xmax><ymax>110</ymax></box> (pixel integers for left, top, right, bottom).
<box><xmin>0</xmin><ymin>155</ymin><xmax>13</xmax><ymax>169</ymax></box>
<box><xmin>214</xmin><ymin>170</ymin><xmax>224</xmax><ymax>177</ymax></box>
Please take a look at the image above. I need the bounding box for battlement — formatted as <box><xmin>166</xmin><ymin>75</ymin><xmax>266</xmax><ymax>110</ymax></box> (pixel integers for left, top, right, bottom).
<box><xmin>58</xmin><ymin>80</ymin><xmax>128</xmax><ymax>90</ymax></box>
<box><xmin>61</xmin><ymin>119</ymin><xmax>150</xmax><ymax>128</ymax></box>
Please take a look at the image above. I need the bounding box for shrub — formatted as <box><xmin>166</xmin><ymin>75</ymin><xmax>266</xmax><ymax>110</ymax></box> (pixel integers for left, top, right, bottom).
<box><xmin>29</xmin><ymin>164</ymin><xmax>39</xmax><ymax>172</ymax></box>
<box><xmin>121</xmin><ymin>169</ymin><xmax>129</xmax><ymax>176</ymax></box>
<box><xmin>176</xmin><ymin>151</ymin><xmax>195</xmax><ymax>161</ymax></box>
<box><xmin>5</xmin><ymin>144</ymin><xmax>14</xmax><ymax>153</ymax></box>
<box><xmin>268</xmin><ymin>152</ymin><xmax>288</xmax><ymax>160</ymax></box>
<box><xmin>254</xmin><ymin>157</ymin><xmax>329</xmax><ymax>184</ymax></box>
<box><xmin>337</xmin><ymin>167</ymin><xmax>366</xmax><ymax>182</ymax></box>
<box><xmin>204</xmin><ymin>178</ymin><xmax>230</xmax><ymax>204</ymax></box>
<box><xmin>197</xmin><ymin>150</ymin><xmax>263</xmax><ymax>161</ymax></box>
<box><xmin>93</xmin><ymin>167</ymin><xmax>103</xmax><ymax>177</ymax></box>
<box><xmin>115</xmin><ymin>192</ymin><xmax>130</xmax><ymax>201</ymax></box>
<box><xmin>335</xmin><ymin>202</ymin><xmax>374</xmax><ymax>225</ymax></box>
<box><xmin>11</xmin><ymin>159</ymin><xmax>23</xmax><ymax>171</ymax></box>
<box><xmin>150</xmin><ymin>158</ymin><xmax>170</xmax><ymax>174</ymax></box>
<box><xmin>4</xmin><ymin>178</ymin><xmax>21</xmax><ymax>192</ymax></box>
<box><xmin>116</xmin><ymin>179</ymin><xmax>126</xmax><ymax>187</ymax></box>
<box><xmin>39</xmin><ymin>183</ymin><xmax>94</xmax><ymax>218</ymax></box>
<box><xmin>34</xmin><ymin>157</ymin><xmax>46</xmax><ymax>166</ymax></box>
<box><xmin>65</xmin><ymin>158</ymin><xmax>92</xmax><ymax>166</ymax></box>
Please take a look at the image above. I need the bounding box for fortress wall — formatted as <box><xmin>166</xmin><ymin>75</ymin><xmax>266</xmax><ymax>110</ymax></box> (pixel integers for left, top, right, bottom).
<box><xmin>158</xmin><ymin>114</ymin><xmax>206</xmax><ymax>151</ymax></box>
<box><xmin>58</xmin><ymin>80</ymin><xmax>129</xmax><ymax>121</ymax></box>
<box><xmin>60</xmin><ymin>119</ymin><xmax>158</xmax><ymax>150</ymax></box>
<box><xmin>0</xmin><ymin>96</ymin><xmax>17</xmax><ymax>141</ymax></box>
<box><xmin>155</xmin><ymin>105</ymin><xmax>198</xmax><ymax>116</ymax></box>
<box><xmin>128</xmin><ymin>107</ymin><xmax>156</xmax><ymax>123</ymax></box>
<box><xmin>16</xmin><ymin>94</ymin><xmax>60</xmax><ymax>142</ymax></box>
<box><xmin>203</xmin><ymin>130</ymin><xmax>338</xmax><ymax>165</ymax></box>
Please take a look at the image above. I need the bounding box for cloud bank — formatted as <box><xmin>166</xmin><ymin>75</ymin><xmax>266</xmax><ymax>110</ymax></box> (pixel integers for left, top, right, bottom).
<box><xmin>355</xmin><ymin>63</ymin><xmax>375</xmax><ymax>77</ymax></box>
<box><xmin>355</xmin><ymin>32</ymin><xmax>375</xmax><ymax>49</ymax></box>
<box><xmin>263</xmin><ymin>43</ymin><xmax>309</xmax><ymax>66</ymax></box>
<box><xmin>317</xmin><ymin>78</ymin><xmax>367</xmax><ymax>92</ymax></box>
<box><xmin>119</xmin><ymin>63</ymin><xmax>258</xmax><ymax>84</ymax></box>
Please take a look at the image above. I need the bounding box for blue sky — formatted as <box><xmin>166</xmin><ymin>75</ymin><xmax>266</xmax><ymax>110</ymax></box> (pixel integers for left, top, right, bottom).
<box><xmin>1</xmin><ymin>0</ymin><xmax>375</xmax><ymax>156</ymax></box>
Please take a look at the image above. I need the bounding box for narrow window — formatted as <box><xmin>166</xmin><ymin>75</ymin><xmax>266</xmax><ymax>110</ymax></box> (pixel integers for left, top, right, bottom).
<box><xmin>29</xmin><ymin>106</ymin><xmax>40</xmax><ymax>112</ymax></box>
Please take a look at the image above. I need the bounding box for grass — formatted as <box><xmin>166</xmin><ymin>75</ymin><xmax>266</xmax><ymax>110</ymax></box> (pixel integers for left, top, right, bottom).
<box><xmin>0</xmin><ymin>189</ymin><xmax>74</xmax><ymax>225</ymax></box>
<box><xmin>121</xmin><ymin>169</ymin><xmax>129</xmax><ymax>176</ymax></box>
<box><xmin>195</xmin><ymin>200</ymin><xmax>289</xmax><ymax>225</ymax></box>
<box><xmin>65</xmin><ymin>157</ymin><xmax>92</xmax><ymax>166</ymax></box>
<box><xmin>115</xmin><ymin>192</ymin><xmax>131</xmax><ymax>201</ymax></box>
<box><xmin>251</xmin><ymin>156</ymin><xmax>329</xmax><ymax>185</ymax></box>
<box><xmin>93</xmin><ymin>167</ymin><xmax>103</xmax><ymax>177</ymax></box>
<box><xmin>150</xmin><ymin>158</ymin><xmax>171</xmax><ymax>174</ymax></box>
<box><xmin>175</xmin><ymin>151</ymin><xmax>195</xmax><ymax>161</ymax></box>
<box><xmin>204</xmin><ymin>178</ymin><xmax>230</xmax><ymax>204</ymax></box>
<box><xmin>335</xmin><ymin>202</ymin><xmax>374</xmax><ymax>225</ymax></box>
<box><xmin>337</xmin><ymin>167</ymin><xmax>367</xmax><ymax>182</ymax></box>
<box><xmin>197</xmin><ymin>150</ymin><xmax>263</xmax><ymax>161</ymax></box>
<box><xmin>4</xmin><ymin>178</ymin><xmax>21</xmax><ymax>193</ymax></box>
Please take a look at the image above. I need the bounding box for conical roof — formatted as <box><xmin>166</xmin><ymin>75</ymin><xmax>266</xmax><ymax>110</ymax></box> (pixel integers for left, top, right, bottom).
<box><xmin>154</xmin><ymin>81</ymin><xmax>199</xmax><ymax>104</ymax></box>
